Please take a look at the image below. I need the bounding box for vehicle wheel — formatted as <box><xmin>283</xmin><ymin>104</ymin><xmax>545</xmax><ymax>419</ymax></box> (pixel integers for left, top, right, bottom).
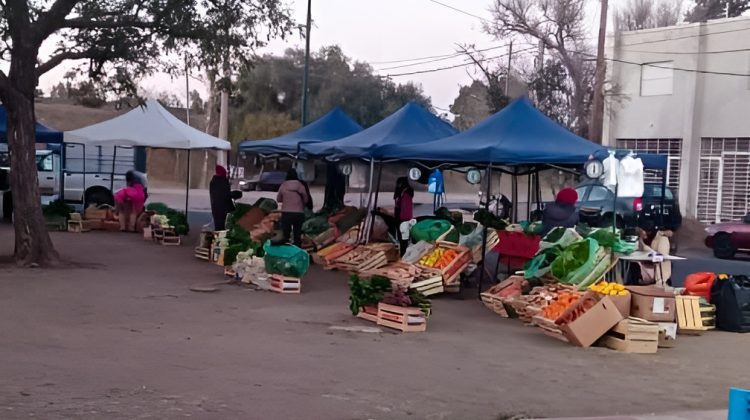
<box><xmin>84</xmin><ymin>188</ymin><xmax>114</xmax><ymax>209</ymax></box>
<box><xmin>713</xmin><ymin>232</ymin><xmax>736</xmax><ymax>259</ymax></box>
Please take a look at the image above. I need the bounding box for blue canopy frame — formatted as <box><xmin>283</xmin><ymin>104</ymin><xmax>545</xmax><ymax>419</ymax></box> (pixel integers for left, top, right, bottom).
<box><xmin>238</xmin><ymin>107</ymin><xmax>363</xmax><ymax>157</ymax></box>
<box><xmin>0</xmin><ymin>106</ymin><xmax>63</xmax><ymax>144</ymax></box>
<box><xmin>300</xmin><ymin>101</ymin><xmax>457</xmax><ymax>160</ymax></box>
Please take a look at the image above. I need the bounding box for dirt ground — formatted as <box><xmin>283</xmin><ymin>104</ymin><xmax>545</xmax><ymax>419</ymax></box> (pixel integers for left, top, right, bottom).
<box><xmin>0</xmin><ymin>226</ymin><xmax>747</xmax><ymax>420</ymax></box>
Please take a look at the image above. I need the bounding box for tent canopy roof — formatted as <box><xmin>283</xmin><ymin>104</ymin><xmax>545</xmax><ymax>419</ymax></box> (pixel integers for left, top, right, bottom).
<box><xmin>64</xmin><ymin>99</ymin><xmax>230</xmax><ymax>150</ymax></box>
<box><xmin>301</xmin><ymin>101</ymin><xmax>457</xmax><ymax>159</ymax></box>
<box><xmin>0</xmin><ymin>106</ymin><xmax>63</xmax><ymax>144</ymax></box>
<box><xmin>380</xmin><ymin>97</ymin><xmax>603</xmax><ymax>165</ymax></box>
<box><xmin>238</xmin><ymin>107</ymin><xmax>363</xmax><ymax>156</ymax></box>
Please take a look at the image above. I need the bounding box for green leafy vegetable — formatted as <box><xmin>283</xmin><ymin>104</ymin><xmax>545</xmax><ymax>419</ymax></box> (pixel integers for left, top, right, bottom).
<box><xmin>348</xmin><ymin>275</ymin><xmax>392</xmax><ymax>315</ymax></box>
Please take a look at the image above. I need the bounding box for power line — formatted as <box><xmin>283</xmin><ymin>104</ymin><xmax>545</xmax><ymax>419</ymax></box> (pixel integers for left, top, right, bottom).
<box><xmin>621</xmin><ymin>47</ymin><xmax>750</xmax><ymax>55</ymax></box>
<box><xmin>618</xmin><ymin>25</ymin><xmax>750</xmax><ymax>47</ymax></box>
<box><xmin>425</xmin><ymin>0</ymin><xmax>490</xmax><ymax>23</ymax></box>
<box><xmin>573</xmin><ymin>50</ymin><xmax>750</xmax><ymax>77</ymax></box>
<box><xmin>375</xmin><ymin>44</ymin><xmax>511</xmax><ymax>71</ymax></box>
<box><xmin>383</xmin><ymin>46</ymin><xmax>538</xmax><ymax>77</ymax></box>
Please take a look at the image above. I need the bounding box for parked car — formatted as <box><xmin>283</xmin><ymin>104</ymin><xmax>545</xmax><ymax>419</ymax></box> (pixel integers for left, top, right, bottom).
<box><xmin>238</xmin><ymin>171</ymin><xmax>286</xmax><ymax>192</ymax></box>
<box><xmin>705</xmin><ymin>215</ymin><xmax>750</xmax><ymax>259</ymax></box>
<box><xmin>573</xmin><ymin>181</ymin><xmax>682</xmax><ymax>232</ymax></box>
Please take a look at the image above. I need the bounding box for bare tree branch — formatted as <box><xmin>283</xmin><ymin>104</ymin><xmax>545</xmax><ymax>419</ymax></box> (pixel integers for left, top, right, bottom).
<box><xmin>36</xmin><ymin>50</ymin><xmax>89</xmax><ymax>77</ymax></box>
<box><xmin>33</xmin><ymin>0</ymin><xmax>80</xmax><ymax>42</ymax></box>
<box><xmin>62</xmin><ymin>17</ymin><xmax>154</xmax><ymax>30</ymax></box>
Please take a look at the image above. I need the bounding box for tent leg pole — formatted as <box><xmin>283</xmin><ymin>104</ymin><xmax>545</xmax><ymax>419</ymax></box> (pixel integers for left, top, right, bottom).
<box><xmin>110</xmin><ymin>146</ymin><xmax>117</xmax><ymax>192</ymax></box>
<box><xmin>185</xmin><ymin>149</ymin><xmax>191</xmax><ymax>217</ymax></box>
<box><xmin>360</xmin><ymin>158</ymin><xmax>375</xmax><ymax>244</ymax></box>
<box><xmin>512</xmin><ymin>170</ymin><xmax>518</xmax><ymax>223</ymax></box>
<box><xmin>526</xmin><ymin>171</ymin><xmax>532</xmax><ymax>220</ymax></box>
<box><xmin>478</xmin><ymin>163</ymin><xmax>492</xmax><ymax>297</ymax></box>
<box><xmin>368</xmin><ymin>163</ymin><xmax>383</xmax><ymax>244</ymax></box>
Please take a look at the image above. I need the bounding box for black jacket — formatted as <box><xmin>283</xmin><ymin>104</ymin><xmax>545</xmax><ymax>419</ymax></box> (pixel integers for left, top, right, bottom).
<box><xmin>209</xmin><ymin>175</ymin><xmax>235</xmax><ymax>217</ymax></box>
<box><xmin>541</xmin><ymin>203</ymin><xmax>579</xmax><ymax>236</ymax></box>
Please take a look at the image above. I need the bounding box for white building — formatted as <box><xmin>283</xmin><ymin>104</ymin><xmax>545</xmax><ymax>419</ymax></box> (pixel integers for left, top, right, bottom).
<box><xmin>603</xmin><ymin>16</ymin><xmax>750</xmax><ymax>223</ymax></box>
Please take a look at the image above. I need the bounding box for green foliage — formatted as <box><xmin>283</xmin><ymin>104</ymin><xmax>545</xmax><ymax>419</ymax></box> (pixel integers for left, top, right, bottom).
<box><xmin>685</xmin><ymin>0</ymin><xmax>749</xmax><ymax>22</ymax></box>
<box><xmin>474</xmin><ymin>209</ymin><xmax>509</xmax><ymax>230</ymax></box>
<box><xmin>348</xmin><ymin>275</ymin><xmax>392</xmax><ymax>316</ymax></box>
<box><xmin>42</xmin><ymin>199</ymin><xmax>73</xmax><ymax>219</ymax></box>
<box><xmin>231</xmin><ymin>46</ymin><xmax>433</xmax><ymax>129</ymax></box>
<box><xmin>145</xmin><ymin>202</ymin><xmax>188</xmax><ymax>234</ymax></box>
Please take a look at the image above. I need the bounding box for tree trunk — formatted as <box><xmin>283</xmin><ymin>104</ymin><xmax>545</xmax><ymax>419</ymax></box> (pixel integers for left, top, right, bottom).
<box><xmin>5</xmin><ymin>95</ymin><xmax>60</xmax><ymax>266</ymax></box>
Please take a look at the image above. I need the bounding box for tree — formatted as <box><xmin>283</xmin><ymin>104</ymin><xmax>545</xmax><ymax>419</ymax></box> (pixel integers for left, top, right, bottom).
<box><xmin>526</xmin><ymin>60</ymin><xmax>574</xmax><ymax>128</ymax></box>
<box><xmin>156</xmin><ymin>91</ymin><xmax>183</xmax><ymax>108</ymax></box>
<box><xmin>230</xmin><ymin>112</ymin><xmax>300</xmax><ymax>147</ymax></box>
<box><xmin>488</xmin><ymin>0</ymin><xmax>595</xmax><ymax>138</ymax></box>
<box><xmin>68</xmin><ymin>80</ymin><xmax>106</xmax><ymax>108</ymax></box>
<box><xmin>449</xmin><ymin>80</ymin><xmax>491</xmax><ymax>130</ymax></box>
<box><xmin>190</xmin><ymin>0</ymin><xmax>294</xmax><ymax>140</ymax></box>
<box><xmin>232</xmin><ymin>46</ymin><xmax>433</xmax><ymax>129</ymax></box>
<box><xmin>616</xmin><ymin>0</ymin><xmax>683</xmax><ymax>31</ymax></box>
<box><xmin>458</xmin><ymin>45</ymin><xmax>510</xmax><ymax>114</ymax></box>
<box><xmin>49</xmin><ymin>82</ymin><xmax>68</xmax><ymax>99</ymax></box>
<box><xmin>0</xmin><ymin>1</ymin><xmax>287</xmax><ymax>266</ymax></box>
<box><xmin>189</xmin><ymin>90</ymin><xmax>205</xmax><ymax>114</ymax></box>
<box><xmin>685</xmin><ymin>0</ymin><xmax>749</xmax><ymax>22</ymax></box>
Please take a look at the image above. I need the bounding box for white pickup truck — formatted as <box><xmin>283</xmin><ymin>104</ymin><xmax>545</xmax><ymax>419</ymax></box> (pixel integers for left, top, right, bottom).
<box><xmin>0</xmin><ymin>144</ymin><xmax>137</xmax><ymax>219</ymax></box>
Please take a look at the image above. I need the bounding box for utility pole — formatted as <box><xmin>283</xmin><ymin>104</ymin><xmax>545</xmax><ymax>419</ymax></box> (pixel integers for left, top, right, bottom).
<box><xmin>301</xmin><ymin>0</ymin><xmax>312</xmax><ymax>126</ymax></box>
<box><xmin>185</xmin><ymin>54</ymin><xmax>190</xmax><ymax>126</ymax></box>
<box><xmin>590</xmin><ymin>0</ymin><xmax>609</xmax><ymax>144</ymax></box>
<box><xmin>504</xmin><ymin>41</ymin><xmax>513</xmax><ymax>96</ymax></box>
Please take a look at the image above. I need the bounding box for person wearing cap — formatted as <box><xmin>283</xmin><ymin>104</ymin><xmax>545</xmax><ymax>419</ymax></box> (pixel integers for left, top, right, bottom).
<box><xmin>541</xmin><ymin>187</ymin><xmax>580</xmax><ymax>236</ymax></box>
<box><xmin>210</xmin><ymin>165</ymin><xmax>234</xmax><ymax>231</ymax></box>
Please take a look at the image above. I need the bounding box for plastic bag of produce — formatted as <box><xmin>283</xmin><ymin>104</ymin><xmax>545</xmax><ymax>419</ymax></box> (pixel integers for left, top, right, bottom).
<box><xmin>410</xmin><ymin>219</ymin><xmax>453</xmax><ymax>243</ymax></box>
<box><xmin>262</xmin><ymin>241</ymin><xmax>310</xmax><ymax>277</ymax></box>
<box><xmin>253</xmin><ymin>198</ymin><xmax>278</xmax><ymax>213</ymax></box>
<box><xmin>524</xmin><ymin>246</ymin><xmax>561</xmax><ymax>279</ymax></box>
<box><xmin>302</xmin><ymin>216</ymin><xmax>330</xmax><ymax>236</ymax></box>
<box><xmin>550</xmin><ymin>238</ymin><xmax>600</xmax><ymax>284</ymax></box>
<box><xmin>540</xmin><ymin>227</ymin><xmax>581</xmax><ymax>250</ymax></box>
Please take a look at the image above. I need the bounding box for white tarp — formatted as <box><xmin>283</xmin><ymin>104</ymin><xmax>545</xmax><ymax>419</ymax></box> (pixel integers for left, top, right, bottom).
<box><xmin>64</xmin><ymin>99</ymin><xmax>231</xmax><ymax>150</ymax></box>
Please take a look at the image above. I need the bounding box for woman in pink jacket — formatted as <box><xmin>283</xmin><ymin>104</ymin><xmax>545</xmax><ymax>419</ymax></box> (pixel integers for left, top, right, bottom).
<box><xmin>114</xmin><ymin>171</ymin><xmax>146</xmax><ymax>232</ymax></box>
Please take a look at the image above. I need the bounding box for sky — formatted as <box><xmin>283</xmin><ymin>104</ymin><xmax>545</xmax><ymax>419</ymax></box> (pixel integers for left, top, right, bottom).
<box><xmin>35</xmin><ymin>0</ymin><xmax>613</xmax><ymax>114</ymax></box>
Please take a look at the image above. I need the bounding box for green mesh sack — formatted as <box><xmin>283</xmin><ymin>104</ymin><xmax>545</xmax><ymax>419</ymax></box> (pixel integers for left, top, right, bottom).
<box><xmin>410</xmin><ymin>219</ymin><xmax>453</xmax><ymax>242</ymax></box>
<box><xmin>302</xmin><ymin>216</ymin><xmax>330</xmax><ymax>236</ymax></box>
<box><xmin>262</xmin><ymin>241</ymin><xmax>310</xmax><ymax>277</ymax></box>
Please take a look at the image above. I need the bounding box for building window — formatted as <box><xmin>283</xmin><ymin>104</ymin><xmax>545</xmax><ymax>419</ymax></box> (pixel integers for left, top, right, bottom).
<box><xmin>640</xmin><ymin>62</ymin><xmax>674</xmax><ymax>96</ymax></box>
<box><xmin>616</xmin><ymin>138</ymin><xmax>682</xmax><ymax>194</ymax></box>
<box><xmin>699</xmin><ymin>138</ymin><xmax>750</xmax><ymax>223</ymax></box>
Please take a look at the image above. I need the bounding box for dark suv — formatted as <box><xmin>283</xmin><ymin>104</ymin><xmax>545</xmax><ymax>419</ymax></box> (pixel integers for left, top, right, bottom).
<box><xmin>574</xmin><ymin>181</ymin><xmax>682</xmax><ymax>231</ymax></box>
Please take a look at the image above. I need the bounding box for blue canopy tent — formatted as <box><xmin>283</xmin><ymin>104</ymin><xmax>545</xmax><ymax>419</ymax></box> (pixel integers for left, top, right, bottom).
<box><xmin>301</xmin><ymin>101</ymin><xmax>457</xmax><ymax>160</ymax></box>
<box><xmin>0</xmin><ymin>106</ymin><xmax>63</xmax><ymax>144</ymax></box>
<box><xmin>379</xmin><ymin>97</ymin><xmax>602</xmax><ymax>166</ymax></box>
<box><xmin>238</xmin><ymin>106</ymin><xmax>363</xmax><ymax>157</ymax></box>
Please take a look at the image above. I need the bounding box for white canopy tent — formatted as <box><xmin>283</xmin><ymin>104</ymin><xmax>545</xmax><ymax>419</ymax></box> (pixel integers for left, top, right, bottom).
<box><xmin>65</xmin><ymin>99</ymin><xmax>231</xmax><ymax>215</ymax></box>
<box><xmin>65</xmin><ymin>99</ymin><xmax>230</xmax><ymax>150</ymax></box>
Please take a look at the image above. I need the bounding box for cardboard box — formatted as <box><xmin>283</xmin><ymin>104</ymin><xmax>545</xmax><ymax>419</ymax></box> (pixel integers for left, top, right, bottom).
<box><xmin>626</xmin><ymin>286</ymin><xmax>676</xmax><ymax>322</ymax></box>
<box><xmin>558</xmin><ymin>293</ymin><xmax>624</xmax><ymax>348</ymax></box>
<box><xmin>596</xmin><ymin>292</ymin><xmax>632</xmax><ymax>318</ymax></box>
<box><xmin>657</xmin><ymin>322</ymin><xmax>677</xmax><ymax>348</ymax></box>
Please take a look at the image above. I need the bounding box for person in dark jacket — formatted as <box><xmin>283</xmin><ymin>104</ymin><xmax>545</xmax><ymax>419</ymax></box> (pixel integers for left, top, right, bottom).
<box><xmin>541</xmin><ymin>187</ymin><xmax>579</xmax><ymax>236</ymax></box>
<box><xmin>277</xmin><ymin>169</ymin><xmax>309</xmax><ymax>247</ymax></box>
<box><xmin>209</xmin><ymin>165</ymin><xmax>234</xmax><ymax>231</ymax></box>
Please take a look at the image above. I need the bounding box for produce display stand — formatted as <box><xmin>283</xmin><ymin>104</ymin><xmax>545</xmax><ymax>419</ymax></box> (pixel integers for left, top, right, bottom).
<box><xmin>333</xmin><ymin>246</ymin><xmax>389</xmax><ymax>274</ymax></box>
<box><xmin>67</xmin><ymin>213</ymin><xmax>92</xmax><ymax>233</ymax></box>
<box><xmin>357</xmin><ymin>305</ymin><xmax>379</xmax><ymax>323</ymax></box>
<box><xmin>416</xmin><ymin>241</ymin><xmax>471</xmax><ymax>288</ymax></box>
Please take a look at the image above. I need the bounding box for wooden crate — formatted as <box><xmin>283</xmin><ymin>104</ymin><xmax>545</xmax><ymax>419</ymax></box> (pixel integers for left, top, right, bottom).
<box><xmin>410</xmin><ymin>275</ymin><xmax>444</xmax><ymax>296</ymax></box>
<box><xmin>532</xmin><ymin>315</ymin><xmax>569</xmax><ymax>343</ymax></box>
<box><xmin>316</xmin><ymin>243</ymin><xmax>355</xmax><ymax>269</ymax></box>
<box><xmin>364</xmin><ymin>243</ymin><xmax>400</xmax><ymax>263</ymax></box>
<box><xmin>356</xmin><ymin>305</ymin><xmax>379</xmax><ymax>323</ymax></box>
<box><xmin>471</xmin><ymin>229</ymin><xmax>500</xmax><ymax>263</ymax></box>
<box><xmin>600</xmin><ymin>317</ymin><xmax>659</xmax><ymax>354</ymax></box>
<box><xmin>269</xmin><ymin>275</ymin><xmax>301</xmax><ymax>294</ymax></box>
<box><xmin>359</xmin><ymin>261</ymin><xmax>421</xmax><ymax>289</ymax></box>
<box><xmin>416</xmin><ymin>242</ymin><xmax>471</xmax><ymax>286</ymax></box>
<box><xmin>194</xmin><ymin>247</ymin><xmax>211</xmax><ymax>260</ymax></box>
<box><xmin>67</xmin><ymin>216</ymin><xmax>93</xmax><ymax>233</ymax></box>
<box><xmin>376</xmin><ymin>303</ymin><xmax>427</xmax><ymax>332</ymax></box>
<box><xmin>161</xmin><ymin>231</ymin><xmax>181</xmax><ymax>246</ymax></box>
<box><xmin>143</xmin><ymin>226</ymin><xmax>152</xmax><ymax>240</ymax></box>
<box><xmin>334</xmin><ymin>246</ymin><xmax>388</xmax><ymax>274</ymax></box>
<box><xmin>224</xmin><ymin>266</ymin><xmax>237</xmax><ymax>279</ymax></box>
<box><xmin>676</xmin><ymin>296</ymin><xmax>715</xmax><ymax>334</ymax></box>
